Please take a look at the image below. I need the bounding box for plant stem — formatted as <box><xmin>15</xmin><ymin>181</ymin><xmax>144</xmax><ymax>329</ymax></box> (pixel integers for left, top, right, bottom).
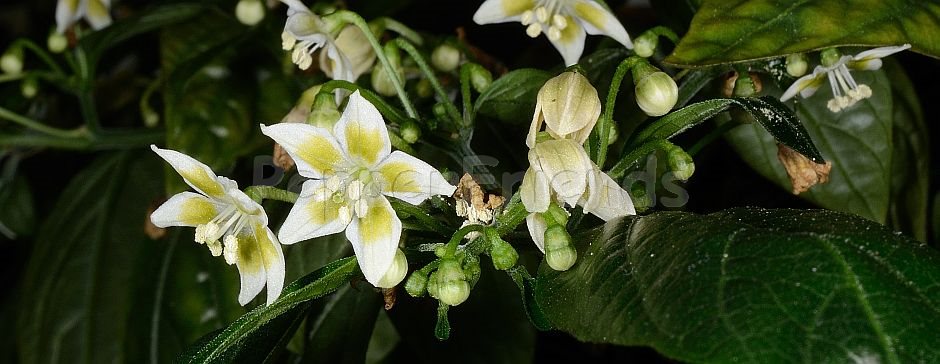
<box><xmin>594</xmin><ymin>56</ymin><xmax>644</xmax><ymax>168</ymax></box>
<box><xmin>331</xmin><ymin>11</ymin><xmax>417</xmax><ymax>118</ymax></box>
<box><xmin>496</xmin><ymin>193</ymin><xmax>527</xmax><ymax>236</ymax></box>
<box><xmin>459</xmin><ymin>63</ymin><xmax>474</xmax><ymax>128</ymax></box>
<box><xmin>14</xmin><ymin>38</ymin><xmax>65</xmax><ymax>76</ymax></box>
<box><xmin>389</xmin><ymin>197</ymin><xmax>451</xmax><ymax>235</ymax></box>
<box><xmin>244</xmin><ymin>185</ymin><xmax>299</xmax><ymax>204</ymax></box>
<box><xmin>0</xmin><ymin>106</ymin><xmax>88</xmax><ymax>138</ymax></box>
<box><xmin>0</xmin><ymin>128</ymin><xmax>163</xmax><ymax>150</ymax></box>
<box><xmin>443</xmin><ymin>224</ymin><xmax>486</xmax><ymax>257</ymax></box>
<box><xmin>375</xmin><ymin>17</ymin><xmax>423</xmax><ymax>45</ymax></box>
<box><xmin>608</xmin><ymin>139</ymin><xmax>678</xmax><ymax>180</ymax></box>
<box><xmin>391</xmin><ymin>38</ymin><xmax>461</xmax><ymax>125</ymax></box>
<box><xmin>319</xmin><ymin>80</ymin><xmax>408</xmax><ymax>124</ymax></box>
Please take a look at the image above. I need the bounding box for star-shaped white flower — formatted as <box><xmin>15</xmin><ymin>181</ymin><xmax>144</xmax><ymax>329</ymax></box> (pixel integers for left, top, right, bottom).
<box><xmin>780</xmin><ymin>44</ymin><xmax>910</xmax><ymax>112</ymax></box>
<box><xmin>520</xmin><ymin>138</ymin><xmax>635</xmax><ymax>251</ymax></box>
<box><xmin>55</xmin><ymin>0</ymin><xmax>112</xmax><ymax>34</ymax></box>
<box><xmin>280</xmin><ymin>0</ymin><xmax>369</xmax><ymax>84</ymax></box>
<box><xmin>261</xmin><ymin>90</ymin><xmax>457</xmax><ymax>287</ymax></box>
<box><xmin>149</xmin><ymin>146</ymin><xmax>285</xmax><ymax>306</ymax></box>
<box><xmin>473</xmin><ymin>0</ymin><xmax>632</xmax><ymax>66</ymax></box>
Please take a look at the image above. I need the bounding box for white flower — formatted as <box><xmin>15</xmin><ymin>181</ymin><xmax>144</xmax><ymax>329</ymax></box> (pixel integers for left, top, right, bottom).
<box><xmin>55</xmin><ymin>0</ymin><xmax>112</xmax><ymax>34</ymax></box>
<box><xmin>780</xmin><ymin>44</ymin><xmax>910</xmax><ymax>112</ymax></box>
<box><xmin>520</xmin><ymin>139</ymin><xmax>635</xmax><ymax>251</ymax></box>
<box><xmin>526</xmin><ymin>71</ymin><xmax>600</xmax><ymax>148</ymax></box>
<box><xmin>149</xmin><ymin>146</ymin><xmax>285</xmax><ymax>306</ymax></box>
<box><xmin>322</xmin><ymin>25</ymin><xmax>376</xmax><ymax>82</ymax></box>
<box><xmin>280</xmin><ymin>0</ymin><xmax>355</xmax><ymax>81</ymax></box>
<box><xmin>473</xmin><ymin>0</ymin><xmax>632</xmax><ymax>66</ymax></box>
<box><xmin>261</xmin><ymin>90</ymin><xmax>457</xmax><ymax>287</ymax></box>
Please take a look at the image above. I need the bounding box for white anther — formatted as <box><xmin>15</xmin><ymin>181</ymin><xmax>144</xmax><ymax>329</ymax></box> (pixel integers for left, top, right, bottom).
<box><xmin>281</xmin><ymin>32</ymin><xmax>296</xmax><ymax>51</ymax></box>
<box><xmin>547</xmin><ymin>26</ymin><xmax>561</xmax><ymax>41</ymax></box>
<box><xmin>526</xmin><ymin>23</ymin><xmax>543</xmax><ymax>38</ymax></box>
<box><xmin>521</xmin><ymin>10</ymin><xmax>534</xmax><ymax>25</ymax></box>
<box><xmin>535</xmin><ymin>7</ymin><xmax>549</xmax><ymax>23</ymax></box>
<box><xmin>195</xmin><ymin>225</ymin><xmax>208</xmax><ymax>244</ymax></box>
<box><xmin>338</xmin><ymin>205</ymin><xmax>352</xmax><ymax>224</ymax></box>
<box><xmin>326</xmin><ymin>176</ymin><xmax>342</xmax><ymax>192</ymax></box>
<box><xmin>354</xmin><ymin>199</ymin><xmax>369</xmax><ymax>218</ymax></box>
<box><xmin>207</xmin><ymin>239</ymin><xmax>223</xmax><ymax>257</ymax></box>
<box><xmin>552</xmin><ymin>14</ymin><xmax>567</xmax><ymax>30</ymax></box>
<box><xmin>223</xmin><ymin>235</ymin><xmax>239</xmax><ymax>265</ymax></box>
<box><xmin>346</xmin><ymin>180</ymin><xmax>364</xmax><ymax>201</ymax></box>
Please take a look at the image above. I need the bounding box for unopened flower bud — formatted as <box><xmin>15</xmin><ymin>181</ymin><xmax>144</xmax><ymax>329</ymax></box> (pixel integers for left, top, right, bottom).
<box><xmin>1</xmin><ymin>45</ymin><xmax>23</xmax><ymax>75</ymax></box>
<box><xmin>488</xmin><ymin>237</ymin><xmax>518</xmax><ymax>270</ymax></box>
<box><xmin>529</xmin><ymin>71</ymin><xmax>599</xmax><ymax>146</ymax></box>
<box><xmin>543</xmin><ymin>225</ymin><xmax>576</xmax><ymax>271</ymax></box>
<box><xmin>633</xmin><ymin>63</ymin><xmax>678</xmax><ymax>117</ymax></box>
<box><xmin>47</xmin><ymin>32</ymin><xmax>68</xmax><ymax>54</ymax></box>
<box><xmin>544</xmin><ymin>203</ymin><xmax>569</xmax><ymax>226</ymax></box>
<box><xmin>308</xmin><ymin>93</ymin><xmax>341</xmax><ymax>128</ymax></box>
<box><xmin>400</xmin><ymin>119</ymin><xmax>421</xmax><ymax>144</ymax></box>
<box><xmin>20</xmin><ymin>76</ymin><xmax>38</xmax><ymax>98</ymax></box>
<box><xmin>630</xmin><ymin>182</ymin><xmax>651</xmax><ymax>213</ymax></box>
<box><xmin>732</xmin><ymin>72</ymin><xmax>759</xmax><ymax>97</ymax></box>
<box><xmin>468</xmin><ymin>64</ymin><xmax>492</xmax><ymax>93</ymax></box>
<box><xmin>606</xmin><ymin>122</ymin><xmax>618</xmax><ymax>145</ymax></box>
<box><xmin>404</xmin><ymin>269</ymin><xmax>429</xmax><ymax>297</ymax></box>
<box><xmin>634</xmin><ymin>33</ymin><xmax>659</xmax><ymax>58</ymax></box>
<box><xmin>375</xmin><ymin>249</ymin><xmax>408</xmax><ymax>288</ymax></box>
<box><xmin>416</xmin><ymin>78</ymin><xmax>433</xmax><ymax>98</ymax></box>
<box><xmin>820</xmin><ymin>48</ymin><xmax>841</xmax><ymax>68</ymax></box>
<box><xmin>371</xmin><ymin>65</ymin><xmax>401</xmax><ymax>97</ymax></box>
<box><xmin>665</xmin><ymin>144</ymin><xmax>695</xmax><ymax>181</ymax></box>
<box><xmin>785</xmin><ymin>54</ymin><xmax>808</xmax><ymax>77</ymax></box>
<box><xmin>431</xmin><ymin>43</ymin><xmax>461</xmax><ymax>72</ymax></box>
<box><xmin>235</xmin><ymin>0</ymin><xmax>265</xmax><ymax>26</ymax></box>
<box><xmin>429</xmin><ymin>260</ymin><xmax>470</xmax><ymax>306</ymax></box>
<box><xmin>432</xmin><ymin>102</ymin><xmax>450</xmax><ymax>121</ymax></box>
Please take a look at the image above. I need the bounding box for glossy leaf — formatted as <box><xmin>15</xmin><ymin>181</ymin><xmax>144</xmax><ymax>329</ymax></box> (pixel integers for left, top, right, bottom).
<box><xmin>0</xmin><ymin>174</ymin><xmax>34</xmax><ymax>238</ymax></box>
<box><xmin>667</xmin><ymin>0</ymin><xmax>940</xmax><ymax>66</ymax></box>
<box><xmin>78</xmin><ymin>3</ymin><xmax>206</xmax><ymax>65</ymax></box>
<box><xmin>884</xmin><ymin>61</ymin><xmax>929</xmax><ymax>241</ymax></box>
<box><xmin>631</xmin><ymin>96</ymin><xmax>824</xmax><ymax>162</ymax></box>
<box><xmin>473</xmin><ymin>69</ymin><xmax>551</xmax><ymax>125</ymax></box>
<box><xmin>301</xmin><ymin>285</ymin><xmax>382</xmax><ymax>363</ymax></box>
<box><xmin>725</xmin><ymin>69</ymin><xmax>892</xmax><ymax>223</ymax></box>
<box><xmin>536</xmin><ymin>208</ymin><xmax>940</xmax><ymax>363</ymax></box>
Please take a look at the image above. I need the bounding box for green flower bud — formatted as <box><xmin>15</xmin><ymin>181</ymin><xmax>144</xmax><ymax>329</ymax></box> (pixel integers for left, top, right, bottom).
<box><xmin>416</xmin><ymin>78</ymin><xmax>433</xmax><ymax>98</ymax></box>
<box><xmin>488</xmin><ymin>237</ymin><xmax>518</xmax><ymax>270</ymax></box>
<box><xmin>544</xmin><ymin>203</ymin><xmax>569</xmax><ymax>226</ymax></box>
<box><xmin>432</xmin><ymin>102</ymin><xmax>449</xmax><ymax>121</ymax></box>
<box><xmin>633</xmin><ymin>63</ymin><xmax>678</xmax><ymax>117</ymax></box>
<box><xmin>785</xmin><ymin>54</ymin><xmax>808</xmax><ymax>77</ymax></box>
<box><xmin>606</xmin><ymin>122</ymin><xmax>619</xmax><ymax>146</ymax></box>
<box><xmin>307</xmin><ymin>93</ymin><xmax>341</xmax><ymax>128</ymax></box>
<box><xmin>371</xmin><ymin>65</ymin><xmax>401</xmax><ymax>97</ymax></box>
<box><xmin>434</xmin><ymin>245</ymin><xmax>447</xmax><ymax>257</ymax></box>
<box><xmin>732</xmin><ymin>73</ymin><xmax>758</xmax><ymax>97</ymax></box>
<box><xmin>400</xmin><ymin>119</ymin><xmax>421</xmax><ymax>144</ymax></box>
<box><xmin>468</xmin><ymin>64</ymin><xmax>492</xmax><ymax>93</ymax></box>
<box><xmin>431</xmin><ymin>43</ymin><xmax>461</xmax><ymax>72</ymax></box>
<box><xmin>429</xmin><ymin>260</ymin><xmax>470</xmax><ymax>306</ymax></box>
<box><xmin>375</xmin><ymin>249</ymin><xmax>409</xmax><ymax>288</ymax></box>
<box><xmin>666</xmin><ymin>144</ymin><xmax>695</xmax><ymax>181</ymax></box>
<box><xmin>630</xmin><ymin>182</ymin><xmax>651</xmax><ymax>213</ymax></box>
<box><xmin>405</xmin><ymin>269</ymin><xmax>429</xmax><ymax>297</ymax></box>
<box><xmin>47</xmin><ymin>32</ymin><xmax>68</xmax><ymax>54</ymax></box>
<box><xmin>235</xmin><ymin>0</ymin><xmax>265</xmax><ymax>26</ymax></box>
<box><xmin>20</xmin><ymin>75</ymin><xmax>38</xmax><ymax>98</ymax></box>
<box><xmin>543</xmin><ymin>225</ymin><xmax>577</xmax><ymax>271</ymax></box>
<box><xmin>820</xmin><ymin>48</ymin><xmax>841</xmax><ymax>67</ymax></box>
<box><xmin>634</xmin><ymin>33</ymin><xmax>659</xmax><ymax>58</ymax></box>
<box><xmin>1</xmin><ymin>45</ymin><xmax>23</xmax><ymax>75</ymax></box>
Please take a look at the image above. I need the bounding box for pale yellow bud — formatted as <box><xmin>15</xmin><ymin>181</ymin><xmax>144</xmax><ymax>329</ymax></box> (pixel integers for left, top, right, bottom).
<box><xmin>528</xmin><ymin>71</ymin><xmax>601</xmax><ymax>147</ymax></box>
<box><xmin>235</xmin><ymin>0</ymin><xmax>265</xmax><ymax>26</ymax></box>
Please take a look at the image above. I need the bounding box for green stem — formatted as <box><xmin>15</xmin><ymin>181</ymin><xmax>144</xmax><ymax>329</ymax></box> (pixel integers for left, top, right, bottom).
<box><xmin>495</xmin><ymin>193</ymin><xmax>527</xmax><ymax>236</ymax></box>
<box><xmin>459</xmin><ymin>63</ymin><xmax>474</xmax><ymax>128</ymax></box>
<box><xmin>608</xmin><ymin>139</ymin><xmax>678</xmax><ymax>180</ymax></box>
<box><xmin>14</xmin><ymin>38</ymin><xmax>65</xmax><ymax>76</ymax></box>
<box><xmin>318</xmin><ymin>80</ymin><xmax>408</xmax><ymax>124</ymax></box>
<box><xmin>391</xmin><ymin>38</ymin><xmax>461</xmax><ymax>125</ymax></box>
<box><xmin>330</xmin><ymin>11</ymin><xmax>417</xmax><ymax>118</ymax></box>
<box><xmin>72</xmin><ymin>47</ymin><xmax>100</xmax><ymax>133</ymax></box>
<box><xmin>375</xmin><ymin>17</ymin><xmax>423</xmax><ymax>45</ymax></box>
<box><xmin>244</xmin><ymin>185</ymin><xmax>298</xmax><ymax>204</ymax></box>
<box><xmin>443</xmin><ymin>224</ymin><xmax>486</xmax><ymax>258</ymax></box>
<box><xmin>0</xmin><ymin>128</ymin><xmax>163</xmax><ymax>150</ymax></box>
<box><xmin>0</xmin><ymin>106</ymin><xmax>88</xmax><ymax>138</ymax></box>
<box><xmin>389</xmin><ymin>197</ymin><xmax>451</xmax><ymax>235</ymax></box>
<box><xmin>645</xmin><ymin>25</ymin><xmax>680</xmax><ymax>44</ymax></box>
<box><xmin>594</xmin><ymin>56</ymin><xmax>644</xmax><ymax>168</ymax></box>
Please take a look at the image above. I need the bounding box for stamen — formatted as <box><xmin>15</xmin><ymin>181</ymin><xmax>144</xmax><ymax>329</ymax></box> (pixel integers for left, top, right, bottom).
<box><xmin>354</xmin><ymin>199</ymin><xmax>369</xmax><ymax>218</ymax></box>
<box><xmin>547</xmin><ymin>27</ymin><xmax>561</xmax><ymax>41</ymax></box>
<box><xmin>207</xmin><ymin>239</ymin><xmax>223</xmax><ymax>256</ymax></box>
<box><xmin>338</xmin><ymin>205</ymin><xmax>352</xmax><ymax>224</ymax></box>
<box><xmin>552</xmin><ymin>14</ymin><xmax>567</xmax><ymax>30</ymax></box>
<box><xmin>195</xmin><ymin>224</ymin><xmax>208</xmax><ymax>244</ymax></box>
<box><xmin>223</xmin><ymin>235</ymin><xmax>239</xmax><ymax>265</ymax></box>
<box><xmin>521</xmin><ymin>10</ymin><xmax>534</xmax><ymax>25</ymax></box>
<box><xmin>536</xmin><ymin>7</ymin><xmax>549</xmax><ymax>23</ymax></box>
<box><xmin>526</xmin><ymin>23</ymin><xmax>543</xmax><ymax>38</ymax></box>
<box><xmin>347</xmin><ymin>180</ymin><xmax>364</xmax><ymax>201</ymax></box>
<box><xmin>281</xmin><ymin>32</ymin><xmax>296</xmax><ymax>51</ymax></box>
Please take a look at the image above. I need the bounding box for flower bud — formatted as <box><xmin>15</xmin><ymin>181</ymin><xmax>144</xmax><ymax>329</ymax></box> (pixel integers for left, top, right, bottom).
<box><xmin>732</xmin><ymin>72</ymin><xmax>759</xmax><ymax>97</ymax></box>
<box><xmin>47</xmin><ymin>32</ymin><xmax>68</xmax><ymax>53</ymax></box>
<box><xmin>665</xmin><ymin>144</ymin><xmax>695</xmax><ymax>181</ymax></box>
<box><xmin>20</xmin><ymin>75</ymin><xmax>38</xmax><ymax>98</ymax></box>
<box><xmin>633</xmin><ymin>63</ymin><xmax>678</xmax><ymax>117</ymax></box>
<box><xmin>785</xmin><ymin>54</ymin><xmax>808</xmax><ymax>77</ymax></box>
<box><xmin>606</xmin><ymin>122</ymin><xmax>618</xmax><ymax>145</ymax></box>
<box><xmin>308</xmin><ymin>93</ymin><xmax>341</xmax><ymax>128</ymax></box>
<box><xmin>529</xmin><ymin>71</ymin><xmax>600</xmax><ymax>146</ymax></box>
<box><xmin>543</xmin><ymin>225</ymin><xmax>576</xmax><ymax>271</ymax></box>
<box><xmin>375</xmin><ymin>249</ymin><xmax>408</xmax><ymax>288</ymax></box>
<box><xmin>431</xmin><ymin>43</ymin><xmax>461</xmax><ymax>72</ymax></box>
<box><xmin>820</xmin><ymin>48</ymin><xmax>841</xmax><ymax>67</ymax></box>
<box><xmin>634</xmin><ymin>33</ymin><xmax>659</xmax><ymax>58</ymax></box>
<box><xmin>371</xmin><ymin>65</ymin><xmax>402</xmax><ymax>97</ymax></box>
<box><xmin>400</xmin><ymin>119</ymin><xmax>421</xmax><ymax>144</ymax></box>
<box><xmin>432</xmin><ymin>102</ymin><xmax>449</xmax><ymax>121</ymax></box>
<box><xmin>488</xmin><ymin>237</ymin><xmax>518</xmax><ymax>270</ymax></box>
<box><xmin>630</xmin><ymin>182</ymin><xmax>651</xmax><ymax>213</ymax></box>
<box><xmin>235</xmin><ymin>0</ymin><xmax>265</xmax><ymax>26</ymax></box>
<box><xmin>416</xmin><ymin>78</ymin><xmax>433</xmax><ymax>98</ymax></box>
<box><xmin>469</xmin><ymin>64</ymin><xmax>492</xmax><ymax>93</ymax></box>
<box><xmin>429</xmin><ymin>260</ymin><xmax>470</xmax><ymax>306</ymax></box>
<box><xmin>544</xmin><ymin>203</ymin><xmax>569</xmax><ymax>226</ymax></box>
<box><xmin>404</xmin><ymin>270</ymin><xmax>429</xmax><ymax>297</ymax></box>
<box><xmin>1</xmin><ymin>45</ymin><xmax>23</xmax><ymax>75</ymax></box>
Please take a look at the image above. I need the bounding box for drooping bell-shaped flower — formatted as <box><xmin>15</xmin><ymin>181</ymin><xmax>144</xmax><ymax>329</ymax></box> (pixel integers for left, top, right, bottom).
<box><xmin>149</xmin><ymin>146</ymin><xmax>285</xmax><ymax>306</ymax></box>
<box><xmin>280</xmin><ymin>0</ymin><xmax>355</xmax><ymax>81</ymax></box>
<box><xmin>527</xmin><ymin>71</ymin><xmax>601</xmax><ymax>148</ymax></box>
<box><xmin>55</xmin><ymin>0</ymin><xmax>112</xmax><ymax>34</ymax></box>
<box><xmin>473</xmin><ymin>0</ymin><xmax>632</xmax><ymax>66</ymax></box>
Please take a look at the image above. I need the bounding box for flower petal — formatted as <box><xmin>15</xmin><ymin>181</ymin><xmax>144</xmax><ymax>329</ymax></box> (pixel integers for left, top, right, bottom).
<box><xmin>780</xmin><ymin>66</ymin><xmax>828</xmax><ymax>101</ymax></box>
<box><xmin>580</xmin><ymin>168</ymin><xmax>635</xmax><ymax>221</ymax></box>
<box><xmin>473</xmin><ymin>0</ymin><xmax>535</xmax><ymax>24</ymax></box>
<box><xmin>151</xmin><ymin>145</ymin><xmax>230</xmax><ymax>199</ymax></box>
<box><xmin>530</xmin><ymin>139</ymin><xmax>591</xmax><ymax>207</ymax></box>
<box><xmin>322</xmin><ymin>26</ymin><xmax>375</xmax><ymax>82</ymax></box>
<box><xmin>547</xmin><ymin>17</ymin><xmax>587</xmax><ymax>66</ymax></box>
<box><xmin>254</xmin><ymin>223</ymin><xmax>285</xmax><ymax>305</ymax></box>
<box><xmin>234</xmin><ymin>231</ymin><xmax>267</xmax><ymax>306</ymax></box>
<box><xmin>55</xmin><ymin>0</ymin><xmax>83</xmax><ymax>33</ymax></box>
<box><xmin>851</xmin><ymin>44</ymin><xmax>910</xmax><ymax>63</ymax></box>
<box><xmin>345</xmin><ymin>196</ymin><xmax>401</xmax><ymax>286</ymax></box>
<box><xmin>333</xmin><ymin>90</ymin><xmax>391</xmax><ymax>166</ymax></box>
<box><xmin>520</xmin><ymin>167</ymin><xmax>550</xmax><ymax>213</ymax></box>
<box><xmin>320</xmin><ymin>42</ymin><xmax>356</xmax><ymax>82</ymax></box>
<box><xmin>376</xmin><ymin>151</ymin><xmax>456</xmax><ymax>205</ymax></box>
<box><xmin>526</xmin><ymin>101</ymin><xmax>544</xmax><ymax>148</ymax></box>
<box><xmin>151</xmin><ymin>192</ymin><xmax>221</xmax><ymax>228</ymax></box>
<box><xmin>538</xmin><ymin>72</ymin><xmax>600</xmax><ymax>143</ymax></box>
<box><xmin>278</xmin><ymin>179</ymin><xmax>350</xmax><ymax>244</ymax></box>
<box><xmin>525</xmin><ymin>213</ymin><xmax>548</xmax><ymax>253</ymax></box>
<box><xmin>85</xmin><ymin>0</ymin><xmax>112</xmax><ymax>30</ymax></box>
<box><xmin>260</xmin><ymin>123</ymin><xmax>346</xmax><ymax>179</ymax></box>
<box><xmin>571</xmin><ymin>0</ymin><xmax>632</xmax><ymax>48</ymax></box>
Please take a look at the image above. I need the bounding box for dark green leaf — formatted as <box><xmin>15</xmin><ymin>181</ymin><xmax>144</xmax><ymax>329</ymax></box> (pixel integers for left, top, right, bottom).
<box><xmin>650</xmin><ymin>0</ymin><xmax>701</xmax><ymax>34</ymax></box>
<box><xmin>79</xmin><ymin>3</ymin><xmax>207</xmax><ymax>64</ymax></box>
<box><xmin>725</xmin><ymin>69</ymin><xmax>892</xmax><ymax>223</ymax></box>
<box><xmin>473</xmin><ymin>68</ymin><xmax>551</xmax><ymax>125</ymax></box>
<box><xmin>884</xmin><ymin>61</ymin><xmax>929</xmax><ymax>241</ymax></box>
<box><xmin>179</xmin><ymin>257</ymin><xmax>359</xmax><ymax>363</ymax></box>
<box><xmin>301</xmin><ymin>284</ymin><xmax>382</xmax><ymax>364</ymax></box>
<box><xmin>0</xmin><ymin>174</ymin><xmax>34</xmax><ymax>238</ymax></box>
<box><xmin>536</xmin><ymin>208</ymin><xmax>940</xmax><ymax>363</ymax></box>
<box><xmin>666</xmin><ymin>0</ymin><xmax>940</xmax><ymax>66</ymax></box>
<box><xmin>631</xmin><ymin>96</ymin><xmax>824</xmax><ymax>162</ymax></box>
<box><xmin>17</xmin><ymin>152</ymin><xmax>163</xmax><ymax>363</ymax></box>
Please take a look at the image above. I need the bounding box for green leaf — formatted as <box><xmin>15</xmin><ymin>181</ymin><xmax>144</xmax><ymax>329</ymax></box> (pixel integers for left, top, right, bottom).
<box><xmin>630</xmin><ymin>96</ymin><xmax>824</xmax><ymax>162</ymax></box>
<box><xmin>179</xmin><ymin>257</ymin><xmax>359</xmax><ymax>363</ymax></box>
<box><xmin>0</xmin><ymin>173</ymin><xmax>34</xmax><ymax>238</ymax></box>
<box><xmin>725</xmin><ymin>69</ymin><xmax>892</xmax><ymax>223</ymax></box>
<box><xmin>78</xmin><ymin>3</ymin><xmax>207</xmax><ymax>65</ymax></box>
<box><xmin>300</xmin><ymin>284</ymin><xmax>382</xmax><ymax>363</ymax></box>
<box><xmin>536</xmin><ymin>208</ymin><xmax>940</xmax><ymax>363</ymax></box>
<box><xmin>666</xmin><ymin>0</ymin><xmax>940</xmax><ymax>67</ymax></box>
<box><xmin>473</xmin><ymin>69</ymin><xmax>551</xmax><ymax>125</ymax></box>
<box><xmin>884</xmin><ymin>61</ymin><xmax>929</xmax><ymax>241</ymax></box>
<box><xmin>16</xmin><ymin>152</ymin><xmax>163</xmax><ymax>363</ymax></box>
